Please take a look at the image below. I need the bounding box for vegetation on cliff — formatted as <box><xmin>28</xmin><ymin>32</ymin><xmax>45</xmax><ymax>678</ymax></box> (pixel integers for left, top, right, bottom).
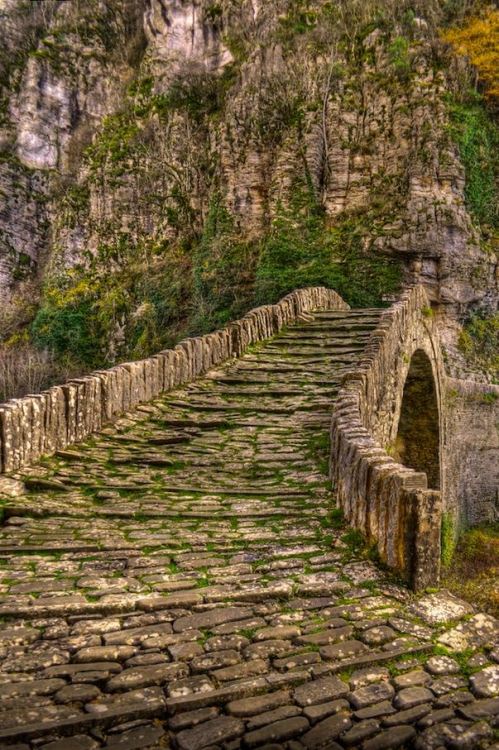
<box><xmin>0</xmin><ymin>0</ymin><xmax>497</xmax><ymax>397</ymax></box>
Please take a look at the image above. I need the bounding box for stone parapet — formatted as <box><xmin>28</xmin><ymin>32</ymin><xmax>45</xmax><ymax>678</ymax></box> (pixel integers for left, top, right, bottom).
<box><xmin>331</xmin><ymin>286</ymin><xmax>443</xmax><ymax>590</ymax></box>
<box><xmin>0</xmin><ymin>287</ymin><xmax>348</xmax><ymax>474</ymax></box>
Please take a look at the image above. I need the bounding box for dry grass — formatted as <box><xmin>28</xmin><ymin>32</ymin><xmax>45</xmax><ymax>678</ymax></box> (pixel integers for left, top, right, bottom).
<box><xmin>0</xmin><ymin>343</ymin><xmax>79</xmax><ymax>403</ymax></box>
<box><xmin>442</xmin><ymin>524</ymin><xmax>499</xmax><ymax>617</ymax></box>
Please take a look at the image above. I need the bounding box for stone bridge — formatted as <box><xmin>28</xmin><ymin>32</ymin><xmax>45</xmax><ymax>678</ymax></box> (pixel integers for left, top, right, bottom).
<box><xmin>0</xmin><ymin>286</ymin><xmax>497</xmax><ymax>748</ymax></box>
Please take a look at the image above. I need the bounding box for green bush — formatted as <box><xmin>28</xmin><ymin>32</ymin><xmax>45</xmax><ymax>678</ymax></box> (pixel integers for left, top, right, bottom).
<box><xmin>255</xmin><ymin>181</ymin><xmax>401</xmax><ymax>308</ymax></box>
<box><xmin>31</xmin><ymin>282</ymin><xmax>101</xmax><ymax>367</ymax></box>
<box><xmin>388</xmin><ymin>36</ymin><xmax>411</xmax><ymax>80</ymax></box>
<box><xmin>190</xmin><ymin>196</ymin><xmax>257</xmax><ymax>333</ymax></box>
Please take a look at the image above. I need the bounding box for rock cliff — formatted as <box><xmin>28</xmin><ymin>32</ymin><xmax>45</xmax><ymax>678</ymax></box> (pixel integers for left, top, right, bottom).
<box><xmin>0</xmin><ymin>0</ymin><xmax>497</xmax><ymax>388</ymax></box>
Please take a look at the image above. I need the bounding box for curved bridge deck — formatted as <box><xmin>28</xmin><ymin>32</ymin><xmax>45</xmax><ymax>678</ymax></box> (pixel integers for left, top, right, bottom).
<box><xmin>0</xmin><ymin>309</ymin><xmax>497</xmax><ymax>749</ymax></box>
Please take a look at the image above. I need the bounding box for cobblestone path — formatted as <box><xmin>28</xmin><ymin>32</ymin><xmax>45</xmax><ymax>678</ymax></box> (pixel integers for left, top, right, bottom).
<box><xmin>0</xmin><ymin>309</ymin><xmax>497</xmax><ymax>750</ymax></box>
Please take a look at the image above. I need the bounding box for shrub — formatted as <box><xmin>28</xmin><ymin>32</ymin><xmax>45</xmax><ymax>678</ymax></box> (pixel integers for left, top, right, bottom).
<box><xmin>190</xmin><ymin>196</ymin><xmax>257</xmax><ymax>333</ymax></box>
<box><xmin>254</xmin><ymin>181</ymin><xmax>401</xmax><ymax>308</ymax></box>
<box><xmin>30</xmin><ymin>279</ymin><xmax>102</xmax><ymax>368</ymax></box>
<box><xmin>388</xmin><ymin>36</ymin><xmax>412</xmax><ymax>80</ymax></box>
<box><xmin>0</xmin><ymin>341</ymin><xmax>79</xmax><ymax>401</ymax></box>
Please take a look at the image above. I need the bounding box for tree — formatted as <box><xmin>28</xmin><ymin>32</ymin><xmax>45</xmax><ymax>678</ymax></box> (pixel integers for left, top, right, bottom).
<box><xmin>442</xmin><ymin>7</ymin><xmax>499</xmax><ymax>101</ymax></box>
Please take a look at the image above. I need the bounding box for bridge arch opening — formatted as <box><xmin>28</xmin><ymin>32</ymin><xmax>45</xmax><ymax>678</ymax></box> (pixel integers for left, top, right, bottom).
<box><xmin>394</xmin><ymin>349</ymin><xmax>440</xmax><ymax>490</ymax></box>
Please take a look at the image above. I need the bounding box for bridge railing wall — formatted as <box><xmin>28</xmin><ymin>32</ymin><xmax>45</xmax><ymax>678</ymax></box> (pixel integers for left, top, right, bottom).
<box><xmin>0</xmin><ymin>287</ymin><xmax>348</xmax><ymax>474</ymax></box>
<box><xmin>330</xmin><ymin>285</ymin><xmax>442</xmax><ymax>590</ymax></box>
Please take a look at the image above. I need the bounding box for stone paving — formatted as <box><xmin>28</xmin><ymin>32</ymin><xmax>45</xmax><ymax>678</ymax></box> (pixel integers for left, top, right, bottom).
<box><xmin>0</xmin><ymin>309</ymin><xmax>497</xmax><ymax>750</ymax></box>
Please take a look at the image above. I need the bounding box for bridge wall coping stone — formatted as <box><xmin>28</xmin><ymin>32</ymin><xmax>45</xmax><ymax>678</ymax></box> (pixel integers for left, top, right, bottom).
<box><xmin>0</xmin><ymin>286</ymin><xmax>348</xmax><ymax>474</ymax></box>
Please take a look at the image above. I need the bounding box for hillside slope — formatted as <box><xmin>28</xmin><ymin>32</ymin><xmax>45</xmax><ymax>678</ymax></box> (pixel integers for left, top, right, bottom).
<box><xmin>0</xmin><ymin>0</ymin><xmax>497</xmax><ymax>394</ymax></box>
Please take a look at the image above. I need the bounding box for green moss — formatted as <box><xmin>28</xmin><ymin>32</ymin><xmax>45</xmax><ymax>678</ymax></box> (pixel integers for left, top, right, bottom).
<box><xmin>341</xmin><ymin>528</ymin><xmax>365</xmax><ymax>553</ymax></box>
<box><xmin>441</xmin><ymin>511</ymin><xmax>456</xmax><ymax>568</ymax></box>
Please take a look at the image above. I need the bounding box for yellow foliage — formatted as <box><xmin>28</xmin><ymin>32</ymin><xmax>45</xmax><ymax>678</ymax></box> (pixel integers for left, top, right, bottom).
<box><xmin>45</xmin><ymin>278</ymin><xmax>96</xmax><ymax>308</ymax></box>
<box><xmin>442</xmin><ymin>7</ymin><xmax>499</xmax><ymax>100</ymax></box>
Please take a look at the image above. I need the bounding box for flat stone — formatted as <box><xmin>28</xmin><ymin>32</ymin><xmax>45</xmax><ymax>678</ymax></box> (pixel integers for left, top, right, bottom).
<box><xmin>243</xmin><ymin>716</ymin><xmax>310</xmax><ymax>747</ymax></box>
<box><xmin>104</xmin><ymin>623</ymin><xmax>173</xmax><ymax>646</ymax></box>
<box><xmin>212</xmin><ymin>659</ymin><xmax>268</xmax><ymax>683</ymax></box>
<box><xmin>425</xmin><ymin>655</ymin><xmax>460</xmax><ymax>676</ymax></box>
<box><xmin>167</xmin><ymin>675</ymin><xmax>215</xmax><ymax>699</ymax></box>
<box><xmin>244</xmin><ymin>639</ymin><xmax>294</xmax><ymax>660</ymax></box>
<box><xmin>227</xmin><ymin>689</ymin><xmax>290</xmax><ymax>717</ymax></box>
<box><xmin>294</xmin><ymin>676</ymin><xmax>349</xmax><ymax>707</ymax></box>
<box><xmin>44</xmin><ymin>660</ymin><xmax>123</xmax><ymax>677</ymax></box>
<box><xmin>254</xmin><ymin>625</ymin><xmax>301</xmax><ymax>641</ymax></box>
<box><xmin>166</xmin><ymin>677</ymin><xmax>268</xmax><ymax>713</ymax></box>
<box><xmin>176</xmin><ymin>715</ymin><xmax>244</xmax><ymax>750</ymax></box>
<box><xmin>0</xmin><ymin>627</ymin><xmax>40</xmax><ymax>647</ymax></box>
<box><xmin>410</xmin><ymin>592</ymin><xmax>473</xmax><ymax>625</ymax></box>
<box><xmin>362</xmin><ymin>725</ymin><xmax>416</xmax><ymax>749</ymax></box>
<box><xmin>417</xmin><ymin>707</ymin><xmax>456</xmax><ymax>728</ymax></box>
<box><xmin>382</xmin><ymin>702</ymin><xmax>431</xmax><ymax>726</ymax></box>
<box><xmin>274</xmin><ymin>652</ymin><xmax>321</xmax><ymax>671</ymax></box>
<box><xmin>74</xmin><ymin>646</ymin><xmax>136</xmax><ymax>662</ymax></box>
<box><xmin>470</xmin><ymin>665</ymin><xmax>499</xmax><ymax>698</ymax></box>
<box><xmin>173</xmin><ymin>607</ymin><xmax>253</xmax><ymax>633</ymax></box>
<box><xmin>42</xmin><ymin>737</ymin><xmax>99</xmax><ymax>750</ymax></box>
<box><xmin>169</xmin><ymin>706</ymin><xmax>220</xmax><ymax>731</ymax></box>
<box><xmin>341</xmin><ymin>718</ymin><xmax>380</xmax><ymax>746</ymax></box>
<box><xmin>107</xmin><ymin>662</ymin><xmax>187</xmax><ymax>691</ymax></box>
<box><xmin>434</xmin><ymin>690</ymin><xmax>475</xmax><ymax>708</ymax></box>
<box><xmin>204</xmin><ymin>634</ymin><xmax>249</xmax><ymax>652</ymax></box>
<box><xmin>361</xmin><ymin>626</ymin><xmax>397</xmax><ymax>646</ymax></box>
<box><xmin>246</xmin><ymin>705</ymin><xmax>302</xmax><ymax>730</ymax></box>
<box><xmin>458</xmin><ymin>696</ymin><xmax>499</xmax><ymax>720</ymax></box>
<box><xmin>355</xmin><ymin>701</ymin><xmax>397</xmax><ymax>720</ymax></box>
<box><xmin>297</xmin><ymin>626</ymin><xmax>354</xmax><ymax>647</ymax></box>
<box><xmin>55</xmin><ymin>684</ymin><xmax>101</xmax><ymax>704</ymax></box>
<box><xmin>191</xmin><ymin>649</ymin><xmax>241</xmax><ymax>672</ymax></box>
<box><xmin>85</xmin><ymin>687</ymin><xmax>166</xmax><ymax>715</ymax></box>
<box><xmin>440</xmin><ymin>719</ymin><xmax>493</xmax><ymax>749</ymax></box>
<box><xmin>394</xmin><ymin>687</ymin><xmax>434</xmax><ymax>710</ymax></box>
<box><xmin>438</xmin><ymin>613</ymin><xmax>499</xmax><ymax>651</ymax></box>
<box><xmin>350</xmin><ymin>668</ymin><xmax>390</xmax><ymax>690</ymax></box>
<box><xmin>431</xmin><ymin>675</ymin><xmax>467</xmax><ymax>696</ymax></box>
<box><xmin>104</xmin><ymin>725</ymin><xmax>166</xmax><ymax>749</ymax></box>
<box><xmin>320</xmin><ymin>639</ymin><xmax>368</xmax><ymax>661</ymax></box>
<box><xmin>169</xmin><ymin>641</ymin><xmax>204</xmax><ymax>661</ymax></box>
<box><xmin>0</xmin><ymin>703</ymin><xmax>82</xmax><ymax>730</ymax></box>
<box><xmin>349</xmin><ymin>682</ymin><xmax>395</xmax><ymax>709</ymax></box>
<box><xmin>139</xmin><ymin>591</ymin><xmax>202</xmax><ymax>610</ymax></box>
<box><xmin>0</xmin><ymin>678</ymin><xmax>66</xmax><ymax>699</ymax></box>
<box><xmin>303</xmin><ymin>699</ymin><xmax>350</xmax><ymax>724</ymax></box>
<box><xmin>392</xmin><ymin>670</ymin><xmax>432</xmax><ymax>689</ymax></box>
<box><xmin>301</xmin><ymin>712</ymin><xmax>352</xmax><ymax>748</ymax></box>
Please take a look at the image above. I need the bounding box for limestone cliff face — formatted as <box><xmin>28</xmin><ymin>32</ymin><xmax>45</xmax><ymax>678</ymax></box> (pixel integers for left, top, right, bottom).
<box><xmin>0</xmin><ymin>0</ymin><xmax>496</xmax><ymax>376</ymax></box>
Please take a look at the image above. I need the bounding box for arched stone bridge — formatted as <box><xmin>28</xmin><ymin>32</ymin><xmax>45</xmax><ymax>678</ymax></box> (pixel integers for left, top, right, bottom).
<box><xmin>0</xmin><ymin>286</ymin><xmax>497</xmax><ymax>748</ymax></box>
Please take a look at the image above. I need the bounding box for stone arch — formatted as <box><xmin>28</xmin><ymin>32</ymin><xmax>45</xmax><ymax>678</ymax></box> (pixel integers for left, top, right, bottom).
<box><xmin>393</xmin><ymin>348</ymin><xmax>440</xmax><ymax>490</ymax></box>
